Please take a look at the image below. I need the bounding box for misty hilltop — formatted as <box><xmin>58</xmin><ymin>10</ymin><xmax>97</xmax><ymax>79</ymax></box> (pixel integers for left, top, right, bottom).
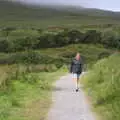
<box><xmin>1</xmin><ymin>0</ymin><xmax>120</xmax><ymax>28</ymax></box>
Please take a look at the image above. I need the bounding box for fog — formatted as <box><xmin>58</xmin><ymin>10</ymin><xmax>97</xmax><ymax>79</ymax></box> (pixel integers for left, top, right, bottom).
<box><xmin>9</xmin><ymin>0</ymin><xmax>120</xmax><ymax>11</ymax></box>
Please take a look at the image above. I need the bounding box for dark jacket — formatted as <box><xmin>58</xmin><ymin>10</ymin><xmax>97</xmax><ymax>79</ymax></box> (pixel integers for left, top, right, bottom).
<box><xmin>70</xmin><ymin>58</ymin><xmax>83</xmax><ymax>74</ymax></box>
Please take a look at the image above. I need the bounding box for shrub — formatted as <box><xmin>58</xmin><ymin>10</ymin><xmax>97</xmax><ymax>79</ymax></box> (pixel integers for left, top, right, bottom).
<box><xmin>37</xmin><ymin>34</ymin><xmax>55</xmax><ymax>48</ymax></box>
<box><xmin>101</xmin><ymin>30</ymin><xmax>120</xmax><ymax>49</ymax></box>
<box><xmin>24</xmin><ymin>64</ymin><xmax>58</xmax><ymax>73</ymax></box>
<box><xmin>0</xmin><ymin>65</ymin><xmax>27</xmax><ymax>90</ymax></box>
<box><xmin>66</xmin><ymin>29</ymin><xmax>84</xmax><ymax>44</ymax></box>
<box><xmin>0</xmin><ymin>38</ymin><xmax>9</xmax><ymax>52</ymax></box>
<box><xmin>0</xmin><ymin>27</ymin><xmax>16</xmax><ymax>37</ymax></box>
<box><xmin>0</xmin><ymin>51</ymin><xmax>66</xmax><ymax>68</ymax></box>
<box><xmin>83</xmin><ymin>30</ymin><xmax>101</xmax><ymax>44</ymax></box>
<box><xmin>8</xmin><ymin>29</ymin><xmax>39</xmax><ymax>38</ymax></box>
<box><xmin>98</xmin><ymin>52</ymin><xmax>111</xmax><ymax>59</ymax></box>
<box><xmin>9</xmin><ymin>37</ymin><xmax>39</xmax><ymax>52</ymax></box>
<box><xmin>0</xmin><ymin>27</ymin><xmax>120</xmax><ymax>53</ymax></box>
<box><xmin>82</xmin><ymin>53</ymin><xmax>120</xmax><ymax>120</ymax></box>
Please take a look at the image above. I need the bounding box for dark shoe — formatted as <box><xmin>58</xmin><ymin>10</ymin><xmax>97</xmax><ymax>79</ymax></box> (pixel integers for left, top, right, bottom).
<box><xmin>76</xmin><ymin>89</ymin><xmax>79</xmax><ymax>92</ymax></box>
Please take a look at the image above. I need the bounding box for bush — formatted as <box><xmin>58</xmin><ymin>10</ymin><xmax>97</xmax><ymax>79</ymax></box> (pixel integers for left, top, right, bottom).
<box><xmin>0</xmin><ymin>65</ymin><xmax>27</xmax><ymax>90</ymax></box>
<box><xmin>0</xmin><ymin>63</ymin><xmax>59</xmax><ymax>90</ymax></box>
<box><xmin>0</xmin><ymin>27</ymin><xmax>120</xmax><ymax>53</ymax></box>
<box><xmin>8</xmin><ymin>37</ymin><xmax>39</xmax><ymax>52</ymax></box>
<box><xmin>0</xmin><ymin>27</ymin><xmax>16</xmax><ymax>37</ymax></box>
<box><xmin>0</xmin><ymin>51</ymin><xmax>65</xmax><ymax>68</ymax></box>
<box><xmin>66</xmin><ymin>29</ymin><xmax>84</xmax><ymax>44</ymax></box>
<box><xmin>0</xmin><ymin>38</ymin><xmax>9</xmax><ymax>52</ymax></box>
<box><xmin>82</xmin><ymin>53</ymin><xmax>120</xmax><ymax>120</ymax></box>
<box><xmin>98</xmin><ymin>52</ymin><xmax>111</xmax><ymax>59</ymax></box>
<box><xmin>8</xmin><ymin>29</ymin><xmax>39</xmax><ymax>38</ymax></box>
<box><xmin>101</xmin><ymin>30</ymin><xmax>120</xmax><ymax>49</ymax></box>
<box><xmin>0</xmin><ymin>51</ymin><xmax>48</xmax><ymax>64</ymax></box>
<box><xmin>83</xmin><ymin>30</ymin><xmax>101</xmax><ymax>44</ymax></box>
<box><xmin>37</xmin><ymin>34</ymin><xmax>55</xmax><ymax>48</ymax></box>
<box><xmin>24</xmin><ymin>64</ymin><xmax>58</xmax><ymax>73</ymax></box>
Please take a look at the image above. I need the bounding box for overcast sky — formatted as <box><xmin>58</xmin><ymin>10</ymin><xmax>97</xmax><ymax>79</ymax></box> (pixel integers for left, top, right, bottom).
<box><xmin>12</xmin><ymin>0</ymin><xmax>120</xmax><ymax>11</ymax></box>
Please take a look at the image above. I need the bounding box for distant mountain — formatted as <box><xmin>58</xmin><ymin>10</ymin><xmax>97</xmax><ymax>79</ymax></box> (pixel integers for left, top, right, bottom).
<box><xmin>0</xmin><ymin>0</ymin><xmax>120</xmax><ymax>27</ymax></box>
<box><xmin>49</xmin><ymin>5</ymin><xmax>120</xmax><ymax>18</ymax></box>
<box><xmin>1</xmin><ymin>0</ymin><xmax>120</xmax><ymax>17</ymax></box>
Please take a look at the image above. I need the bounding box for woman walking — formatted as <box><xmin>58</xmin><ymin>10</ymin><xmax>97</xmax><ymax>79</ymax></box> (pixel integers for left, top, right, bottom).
<box><xmin>70</xmin><ymin>53</ymin><xmax>83</xmax><ymax>92</ymax></box>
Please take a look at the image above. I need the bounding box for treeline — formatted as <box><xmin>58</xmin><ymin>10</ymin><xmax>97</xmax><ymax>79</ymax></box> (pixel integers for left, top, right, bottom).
<box><xmin>0</xmin><ymin>27</ymin><xmax>120</xmax><ymax>53</ymax></box>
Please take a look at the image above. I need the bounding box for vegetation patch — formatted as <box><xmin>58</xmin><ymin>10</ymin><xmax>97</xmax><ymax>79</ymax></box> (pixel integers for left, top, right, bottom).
<box><xmin>82</xmin><ymin>53</ymin><xmax>120</xmax><ymax>120</ymax></box>
<box><xmin>0</xmin><ymin>66</ymin><xmax>66</xmax><ymax>120</ymax></box>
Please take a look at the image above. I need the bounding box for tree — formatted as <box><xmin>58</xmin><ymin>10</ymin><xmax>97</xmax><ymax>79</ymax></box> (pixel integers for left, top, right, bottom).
<box><xmin>0</xmin><ymin>38</ymin><xmax>9</xmax><ymax>52</ymax></box>
<box><xmin>10</xmin><ymin>37</ymin><xmax>39</xmax><ymax>52</ymax></box>
<box><xmin>101</xmin><ymin>31</ymin><xmax>118</xmax><ymax>48</ymax></box>
<box><xmin>67</xmin><ymin>30</ymin><xmax>84</xmax><ymax>44</ymax></box>
<box><xmin>83</xmin><ymin>30</ymin><xmax>101</xmax><ymax>44</ymax></box>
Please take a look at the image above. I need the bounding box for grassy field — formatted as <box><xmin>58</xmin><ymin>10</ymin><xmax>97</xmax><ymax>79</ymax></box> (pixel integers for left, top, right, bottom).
<box><xmin>82</xmin><ymin>53</ymin><xmax>120</xmax><ymax>120</ymax></box>
<box><xmin>0</xmin><ymin>66</ymin><xmax>66</xmax><ymax>120</ymax></box>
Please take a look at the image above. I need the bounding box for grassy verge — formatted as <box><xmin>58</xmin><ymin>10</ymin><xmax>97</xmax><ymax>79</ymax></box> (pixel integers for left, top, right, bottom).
<box><xmin>81</xmin><ymin>53</ymin><xmax>120</xmax><ymax>120</ymax></box>
<box><xmin>0</xmin><ymin>67</ymin><xmax>67</xmax><ymax>120</ymax></box>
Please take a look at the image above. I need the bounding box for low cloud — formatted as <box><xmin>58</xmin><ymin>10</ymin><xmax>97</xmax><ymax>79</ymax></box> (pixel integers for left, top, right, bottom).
<box><xmin>8</xmin><ymin>0</ymin><xmax>120</xmax><ymax>11</ymax></box>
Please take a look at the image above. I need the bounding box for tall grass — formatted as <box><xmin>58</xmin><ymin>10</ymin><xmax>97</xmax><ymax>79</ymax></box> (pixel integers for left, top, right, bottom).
<box><xmin>82</xmin><ymin>53</ymin><xmax>120</xmax><ymax>120</ymax></box>
<box><xmin>0</xmin><ymin>65</ymin><xmax>27</xmax><ymax>90</ymax></box>
<box><xmin>0</xmin><ymin>63</ymin><xmax>60</xmax><ymax>91</ymax></box>
<box><xmin>0</xmin><ymin>65</ymin><xmax>66</xmax><ymax>120</ymax></box>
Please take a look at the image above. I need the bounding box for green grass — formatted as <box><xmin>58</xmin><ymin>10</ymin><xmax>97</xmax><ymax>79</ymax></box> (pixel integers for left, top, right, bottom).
<box><xmin>0</xmin><ymin>68</ymin><xmax>66</xmax><ymax>120</ymax></box>
<box><xmin>82</xmin><ymin>53</ymin><xmax>120</xmax><ymax>120</ymax></box>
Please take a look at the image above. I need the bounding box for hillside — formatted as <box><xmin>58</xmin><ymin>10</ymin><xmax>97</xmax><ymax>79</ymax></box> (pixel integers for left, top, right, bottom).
<box><xmin>1</xmin><ymin>0</ymin><xmax>120</xmax><ymax>28</ymax></box>
<box><xmin>0</xmin><ymin>1</ymin><xmax>119</xmax><ymax>120</ymax></box>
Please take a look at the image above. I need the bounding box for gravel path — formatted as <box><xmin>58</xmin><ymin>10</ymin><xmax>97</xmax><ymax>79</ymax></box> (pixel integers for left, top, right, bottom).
<box><xmin>47</xmin><ymin>74</ymin><xmax>96</xmax><ymax>120</ymax></box>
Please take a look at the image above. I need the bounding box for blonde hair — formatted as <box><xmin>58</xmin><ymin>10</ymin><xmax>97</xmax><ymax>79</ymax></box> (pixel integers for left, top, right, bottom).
<box><xmin>75</xmin><ymin>53</ymin><xmax>80</xmax><ymax>60</ymax></box>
